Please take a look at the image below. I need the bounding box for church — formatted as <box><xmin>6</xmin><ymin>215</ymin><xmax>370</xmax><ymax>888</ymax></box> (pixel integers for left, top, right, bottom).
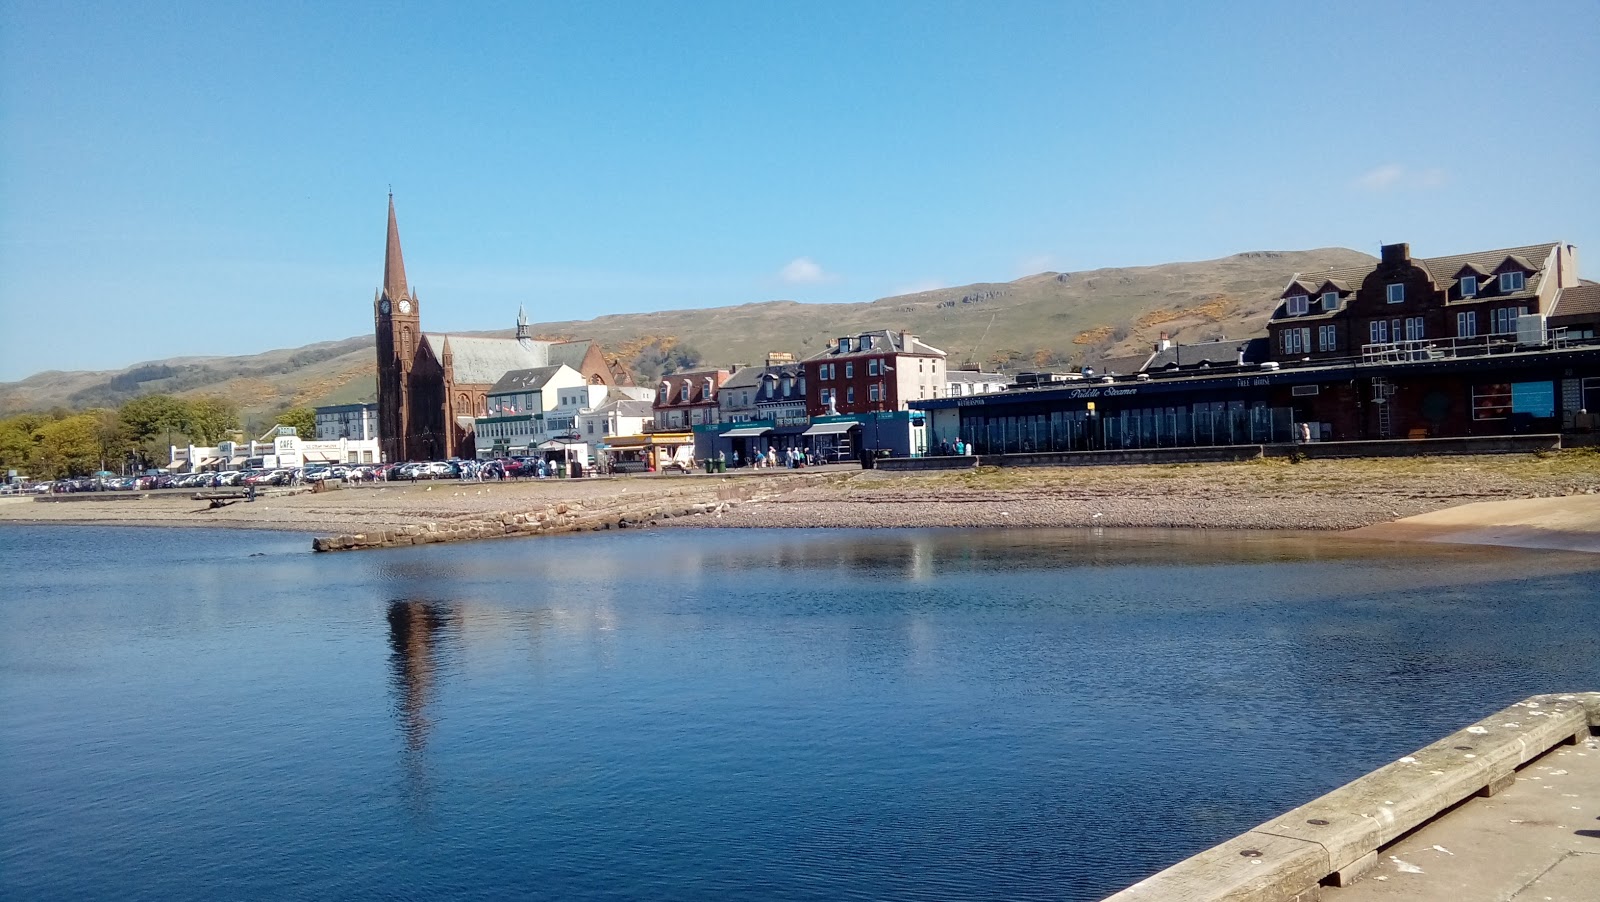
<box><xmin>373</xmin><ymin>197</ymin><xmax>628</xmax><ymax>462</ymax></box>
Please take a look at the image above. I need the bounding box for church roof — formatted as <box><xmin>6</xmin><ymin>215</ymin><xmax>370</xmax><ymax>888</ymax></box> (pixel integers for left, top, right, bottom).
<box><xmin>425</xmin><ymin>334</ymin><xmax>548</xmax><ymax>385</ymax></box>
<box><xmin>382</xmin><ymin>195</ymin><xmax>409</xmax><ymax>303</ymax></box>
<box><xmin>546</xmin><ymin>340</ymin><xmax>595</xmax><ymax>370</ymax></box>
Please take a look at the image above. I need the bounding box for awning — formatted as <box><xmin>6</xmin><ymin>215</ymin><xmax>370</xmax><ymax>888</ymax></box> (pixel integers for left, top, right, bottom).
<box><xmin>537</xmin><ymin>438</ymin><xmax>583</xmax><ymax>450</ymax></box>
<box><xmin>302</xmin><ymin>451</ymin><xmax>341</xmax><ymax>462</ymax></box>
<box><xmin>801</xmin><ymin>421</ymin><xmax>859</xmax><ymax>436</ymax></box>
<box><xmin>722</xmin><ymin>426</ymin><xmax>773</xmax><ymax>437</ymax></box>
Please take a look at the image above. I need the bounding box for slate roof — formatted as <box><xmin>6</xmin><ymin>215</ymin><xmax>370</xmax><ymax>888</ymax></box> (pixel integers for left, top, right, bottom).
<box><xmin>1550</xmin><ymin>282</ymin><xmax>1600</xmax><ymax>322</ymax></box>
<box><xmin>590</xmin><ymin>398</ymin><xmax>654</xmax><ymax>419</ymax></box>
<box><xmin>487</xmin><ymin>365</ymin><xmax>578</xmax><ymax>395</ymax></box>
<box><xmin>1271</xmin><ymin>242</ymin><xmax>1560</xmax><ymax>322</ymax></box>
<box><xmin>804</xmin><ymin>330</ymin><xmax>946</xmax><ymax>360</ymax></box>
<box><xmin>655</xmin><ymin>369</ymin><xmax>730</xmax><ymax>408</ymax></box>
<box><xmin>719</xmin><ymin>366</ymin><xmax>769</xmax><ymax>392</ymax></box>
<box><xmin>1098</xmin><ymin>338</ymin><xmax>1268</xmax><ymax>374</ymax></box>
<box><xmin>946</xmin><ymin>370</ymin><xmax>1005</xmax><ymax>383</ymax></box>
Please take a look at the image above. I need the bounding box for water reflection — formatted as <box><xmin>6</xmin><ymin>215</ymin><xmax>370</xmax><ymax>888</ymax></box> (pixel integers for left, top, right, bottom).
<box><xmin>387</xmin><ymin>600</ymin><xmax>458</xmax><ymax>813</ymax></box>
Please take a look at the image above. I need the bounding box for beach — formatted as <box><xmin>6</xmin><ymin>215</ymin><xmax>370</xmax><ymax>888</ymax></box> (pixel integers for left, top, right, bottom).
<box><xmin>2</xmin><ymin>453</ymin><xmax>1597</xmax><ymax>550</ymax></box>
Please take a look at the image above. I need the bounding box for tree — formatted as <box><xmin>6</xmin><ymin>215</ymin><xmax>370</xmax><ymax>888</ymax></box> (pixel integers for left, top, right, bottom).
<box><xmin>186</xmin><ymin>397</ymin><xmax>240</xmax><ymax>445</ymax></box>
<box><xmin>34</xmin><ymin>414</ymin><xmax>101</xmax><ymax>478</ymax></box>
<box><xmin>120</xmin><ymin>394</ymin><xmax>189</xmax><ymax>443</ymax></box>
<box><xmin>271</xmin><ymin>406</ymin><xmax>316</xmax><ymax>437</ymax></box>
<box><xmin>0</xmin><ymin>413</ymin><xmax>47</xmax><ymax>475</ymax></box>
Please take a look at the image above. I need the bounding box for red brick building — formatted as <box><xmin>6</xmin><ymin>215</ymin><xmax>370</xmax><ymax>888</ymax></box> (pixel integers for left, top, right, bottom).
<box><xmin>1266</xmin><ymin>242</ymin><xmax>1587</xmax><ymax>363</ymax></box>
<box><xmin>801</xmin><ymin>330</ymin><xmax>947</xmax><ymax>416</ymax></box>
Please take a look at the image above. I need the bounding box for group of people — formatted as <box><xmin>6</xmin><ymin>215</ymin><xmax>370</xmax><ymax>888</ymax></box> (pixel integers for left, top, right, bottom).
<box><xmin>742</xmin><ymin>446</ymin><xmax>814</xmax><ymax>469</ymax></box>
<box><xmin>935</xmin><ymin>439</ymin><xmax>970</xmax><ymax>456</ymax></box>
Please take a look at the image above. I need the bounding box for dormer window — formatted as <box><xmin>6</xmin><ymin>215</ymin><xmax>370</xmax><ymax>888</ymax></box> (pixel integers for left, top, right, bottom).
<box><xmin>1460</xmin><ymin>276</ymin><xmax>1477</xmax><ymax>298</ymax></box>
<box><xmin>1499</xmin><ymin>271</ymin><xmax>1525</xmax><ymax>292</ymax></box>
<box><xmin>1321</xmin><ymin>291</ymin><xmax>1340</xmax><ymax>312</ymax></box>
<box><xmin>1285</xmin><ymin>294</ymin><xmax>1309</xmax><ymax>316</ymax></box>
<box><xmin>701</xmin><ymin>379</ymin><xmax>713</xmax><ymax>400</ymax></box>
<box><xmin>679</xmin><ymin>382</ymin><xmax>690</xmax><ymax>402</ymax></box>
<box><xmin>659</xmin><ymin>381</ymin><xmax>670</xmax><ymax>402</ymax></box>
<box><xmin>1387</xmin><ymin>284</ymin><xmax>1405</xmax><ymax>304</ymax></box>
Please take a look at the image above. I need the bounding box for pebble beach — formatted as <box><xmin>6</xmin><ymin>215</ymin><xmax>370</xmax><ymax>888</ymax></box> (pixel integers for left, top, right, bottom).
<box><xmin>3</xmin><ymin>454</ymin><xmax>1597</xmax><ymax>548</ymax></box>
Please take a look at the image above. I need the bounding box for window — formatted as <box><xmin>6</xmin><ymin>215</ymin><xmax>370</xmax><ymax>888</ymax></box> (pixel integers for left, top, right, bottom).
<box><xmin>1369</xmin><ymin>320</ymin><xmax>1389</xmax><ymax>343</ymax></box>
<box><xmin>869</xmin><ymin>384</ymin><xmax>881</xmax><ymax>402</ymax></box>
<box><xmin>1387</xmin><ymin>283</ymin><xmax>1405</xmax><ymax>304</ymax></box>
<box><xmin>1472</xmin><ymin>384</ymin><xmax>1511</xmax><ymax>420</ymax></box>
<box><xmin>701</xmin><ymin>380</ymin><xmax>713</xmax><ymax>400</ymax></box>
<box><xmin>1460</xmin><ymin>276</ymin><xmax>1477</xmax><ymax>298</ymax></box>
<box><xmin>1321</xmin><ymin>291</ymin><xmax>1340</xmax><ymax>312</ymax></box>
<box><xmin>1493</xmin><ymin>306</ymin><xmax>1528</xmax><ymax>334</ymax></box>
<box><xmin>1318</xmin><ymin>325</ymin><xmax>1337</xmax><ymax>351</ymax></box>
<box><xmin>1500</xmin><ymin>271</ymin><xmax>1525</xmax><ymax>292</ymax></box>
<box><xmin>1285</xmin><ymin>294</ymin><xmax>1309</xmax><ymax>316</ymax></box>
<box><xmin>659</xmin><ymin>382</ymin><xmax>670</xmax><ymax>401</ymax></box>
<box><xmin>868</xmin><ymin>359</ymin><xmax>881</xmax><ymax>375</ymax></box>
<box><xmin>1457</xmin><ymin>311</ymin><xmax>1477</xmax><ymax>338</ymax></box>
<box><xmin>820</xmin><ymin>387</ymin><xmax>834</xmax><ymax>407</ymax></box>
<box><xmin>845</xmin><ymin>362</ymin><xmax>853</xmax><ymax>379</ymax></box>
<box><xmin>1281</xmin><ymin>327</ymin><xmax>1310</xmax><ymax>355</ymax></box>
<box><xmin>1405</xmin><ymin>317</ymin><xmax>1425</xmax><ymax>341</ymax></box>
<box><xmin>679</xmin><ymin>382</ymin><xmax>690</xmax><ymax>402</ymax></box>
<box><xmin>846</xmin><ymin>387</ymin><xmax>855</xmax><ymax>405</ymax></box>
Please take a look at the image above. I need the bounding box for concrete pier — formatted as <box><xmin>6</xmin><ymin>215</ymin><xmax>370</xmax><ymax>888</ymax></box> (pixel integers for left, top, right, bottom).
<box><xmin>1104</xmin><ymin>693</ymin><xmax>1600</xmax><ymax>902</ymax></box>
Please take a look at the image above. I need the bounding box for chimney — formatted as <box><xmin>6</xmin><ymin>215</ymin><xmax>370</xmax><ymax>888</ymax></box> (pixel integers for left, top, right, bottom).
<box><xmin>900</xmin><ymin>330</ymin><xmax>914</xmax><ymax>352</ymax></box>
<box><xmin>1236</xmin><ymin>345</ymin><xmax>1246</xmax><ymax>366</ymax></box>
<box><xmin>1155</xmin><ymin>331</ymin><xmax>1171</xmax><ymax>352</ymax></box>
<box><xmin>1380</xmin><ymin>243</ymin><xmax>1411</xmax><ymax>265</ymax></box>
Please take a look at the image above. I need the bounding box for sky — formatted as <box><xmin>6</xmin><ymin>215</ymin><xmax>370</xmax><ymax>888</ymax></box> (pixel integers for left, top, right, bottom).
<box><xmin>2</xmin><ymin>0</ymin><xmax>1597</xmax><ymax>382</ymax></box>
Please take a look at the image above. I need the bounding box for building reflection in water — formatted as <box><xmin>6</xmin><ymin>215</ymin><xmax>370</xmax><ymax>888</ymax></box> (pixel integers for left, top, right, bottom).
<box><xmin>386</xmin><ymin>599</ymin><xmax>458</xmax><ymax>814</ymax></box>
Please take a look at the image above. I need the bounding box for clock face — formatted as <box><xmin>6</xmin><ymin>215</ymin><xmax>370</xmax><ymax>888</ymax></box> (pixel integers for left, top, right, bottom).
<box><xmin>398</xmin><ymin>299</ymin><xmax>412</xmax><ymax>315</ymax></box>
<box><xmin>379</xmin><ymin>299</ymin><xmax>391</xmax><ymax>315</ymax></box>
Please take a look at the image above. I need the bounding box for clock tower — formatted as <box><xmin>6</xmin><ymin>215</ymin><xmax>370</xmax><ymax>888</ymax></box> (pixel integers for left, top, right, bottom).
<box><xmin>375</xmin><ymin>194</ymin><xmax>419</xmax><ymax>463</ymax></box>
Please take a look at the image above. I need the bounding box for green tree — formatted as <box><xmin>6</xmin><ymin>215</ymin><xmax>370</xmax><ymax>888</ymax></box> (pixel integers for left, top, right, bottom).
<box><xmin>271</xmin><ymin>406</ymin><xmax>316</xmax><ymax>437</ymax></box>
<box><xmin>34</xmin><ymin>414</ymin><xmax>102</xmax><ymax>478</ymax></box>
<box><xmin>120</xmin><ymin>394</ymin><xmax>190</xmax><ymax>443</ymax></box>
<box><xmin>186</xmin><ymin>397</ymin><xmax>240</xmax><ymax>445</ymax></box>
<box><xmin>0</xmin><ymin>413</ymin><xmax>47</xmax><ymax>475</ymax></box>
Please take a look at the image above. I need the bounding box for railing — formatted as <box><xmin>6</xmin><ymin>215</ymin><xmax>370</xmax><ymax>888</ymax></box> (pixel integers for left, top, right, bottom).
<box><xmin>1359</xmin><ymin>327</ymin><xmax>1574</xmax><ymax>364</ymax></box>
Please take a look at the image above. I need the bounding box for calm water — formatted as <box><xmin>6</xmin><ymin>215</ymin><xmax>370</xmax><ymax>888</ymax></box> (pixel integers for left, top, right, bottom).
<box><xmin>2</xmin><ymin>525</ymin><xmax>1598</xmax><ymax>901</ymax></box>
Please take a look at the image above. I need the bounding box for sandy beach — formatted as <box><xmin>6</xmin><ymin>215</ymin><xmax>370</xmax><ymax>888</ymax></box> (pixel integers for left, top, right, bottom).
<box><xmin>3</xmin><ymin>453</ymin><xmax>1597</xmax><ymax>551</ymax></box>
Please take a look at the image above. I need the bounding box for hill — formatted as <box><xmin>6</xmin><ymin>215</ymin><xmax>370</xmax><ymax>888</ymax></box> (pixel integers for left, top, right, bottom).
<box><xmin>0</xmin><ymin>247</ymin><xmax>1375</xmax><ymax>422</ymax></box>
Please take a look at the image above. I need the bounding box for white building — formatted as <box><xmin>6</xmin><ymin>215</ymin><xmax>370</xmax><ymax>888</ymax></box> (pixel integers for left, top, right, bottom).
<box><xmin>576</xmin><ymin>398</ymin><xmax>655</xmax><ymax>443</ymax></box>
<box><xmin>944</xmin><ymin>370</ymin><xmax>1008</xmax><ymax>398</ymax></box>
<box><xmin>314</xmin><ymin>403</ymin><xmax>379</xmax><ymax>441</ymax></box>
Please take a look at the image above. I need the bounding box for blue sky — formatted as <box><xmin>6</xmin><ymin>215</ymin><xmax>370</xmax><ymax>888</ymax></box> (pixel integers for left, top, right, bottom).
<box><xmin>2</xmin><ymin>1</ymin><xmax>1596</xmax><ymax>382</ymax></box>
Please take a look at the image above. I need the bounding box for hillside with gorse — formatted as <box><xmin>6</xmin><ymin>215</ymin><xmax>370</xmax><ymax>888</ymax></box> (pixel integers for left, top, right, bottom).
<box><xmin>0</xmin><ymin>247</ymin><xmax>1375</xmax><ymax>422</ymax></box>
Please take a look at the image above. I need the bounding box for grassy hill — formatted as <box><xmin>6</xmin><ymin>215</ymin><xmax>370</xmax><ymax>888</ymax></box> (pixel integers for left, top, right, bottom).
<box><xmin>0</xmin><ymin>246</ymin><xmax>1374</xmax><ymax>422</ymax></box>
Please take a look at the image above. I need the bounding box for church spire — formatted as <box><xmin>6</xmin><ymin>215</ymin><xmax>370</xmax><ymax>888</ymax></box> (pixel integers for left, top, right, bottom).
<box><xmin>516</xmin><ymin>304</ymin><xmax>530</xmax><ymax>341</ymax></box>
<box><xmin>382</xmin><ymin>192</ymin><xmax>409</xmax><ymax>303</ymax></box>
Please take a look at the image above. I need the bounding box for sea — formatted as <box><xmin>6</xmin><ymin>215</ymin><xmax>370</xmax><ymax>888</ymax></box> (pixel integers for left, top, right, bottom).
<box><xmin>2</xmin><ymin>524</ymin><xmax>1597</xmax><ymax>901</ymax></box>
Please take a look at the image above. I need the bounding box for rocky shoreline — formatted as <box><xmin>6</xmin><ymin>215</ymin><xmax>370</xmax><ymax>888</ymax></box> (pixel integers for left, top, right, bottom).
<box><xmin>2</xmin><ymin>454</ymin><xmax>1596</xmax><ymax>552</ymax></box>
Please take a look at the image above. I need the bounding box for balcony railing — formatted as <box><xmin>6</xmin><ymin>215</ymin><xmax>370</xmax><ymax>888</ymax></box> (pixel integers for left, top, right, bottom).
<box><xmin>1358</xmin><ymin>327</ymin><xmax>1574</xmax><ymax>364</ymax></box>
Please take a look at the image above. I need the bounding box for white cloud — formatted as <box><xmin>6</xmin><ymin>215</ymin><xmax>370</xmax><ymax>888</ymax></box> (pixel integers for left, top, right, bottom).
<box><xmin>779</xmin><ymin>257</ymin><xmax>835</xmax><ymax>284</ymax></box>
<box><xmin>1354</xmin><ymin>164</ymin><xmax>1447</xmax><ymax>192</ymax></box>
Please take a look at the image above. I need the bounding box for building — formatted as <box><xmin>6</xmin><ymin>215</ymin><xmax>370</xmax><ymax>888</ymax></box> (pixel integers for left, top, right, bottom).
<box><xmin>653</xmin><ymin>368</ymin><xmax>731</xmax><ymax>431</ymax></box>
<box><xmin>577</xmin><ymin>398</ymin><xmax>654</xmax><ymax>445</ymax></box>
<box><xmin>914</xmin><ymin>241</ymin><xmax>1600</xmax><ymax>454</ymax></box>
<box><xmin>1266</xmin><ymin>242</ymin><xmax>1588</xmax><ymax>364</ymax></box>
<box><xmin>944</xmin><ymin>369</ymin><xmax>1009</xmax><ymax>398</ymax></box>
<box><xmin>372</xmin><ymin>195</ymin><xmax>629</xmax><ymax>462</ymax></box>
<box><xmin>314</xmin><ymin>403</ymin><xmax>379</xmax><ymax>441</ymax></box>
<box><xmin>803</xmin><ymin>330</ymin><xmax>947</xmax><ymax>416</ymax></box>
<box><xmin>473</xmin><ymin>365</ymin><xmax>587</xmax><ymax>457</ymax></box>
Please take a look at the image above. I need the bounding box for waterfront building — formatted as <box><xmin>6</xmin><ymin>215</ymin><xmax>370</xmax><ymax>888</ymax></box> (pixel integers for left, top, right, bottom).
<box><xmin>473</xmin><ymin>365</ymin><xmax>586</xmax><ymax>458</ymax></box>
<box><xmin>313</xmin><ymin>403</ymin><xmax>378</xmax><ymax>441</ymax></box>
<box><xmin>944</xmin><ymin>369</ymin><xmax>1009</xmax><ymax>398</ymax></box>
<box><xmin>653</xmin><ymin>368</ymin><xmax>732</xmax><ymax>431</ymax></box>
<box><xmin>371</xmin><ymin>195</ymin><xmax>628</xmax><ymax>462</ymax></box>
<box><xmin>913</xmin><ymin>242</ymin><xmax>1600</xmax><ymax>455</ymax></box>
